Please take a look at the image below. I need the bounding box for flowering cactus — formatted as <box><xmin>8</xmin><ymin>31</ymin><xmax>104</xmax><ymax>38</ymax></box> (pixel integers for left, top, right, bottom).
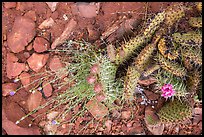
<box><xmin>161</xmin><ymin>84</ymin><xmax>175</xmax><ymax>99</ymax></box>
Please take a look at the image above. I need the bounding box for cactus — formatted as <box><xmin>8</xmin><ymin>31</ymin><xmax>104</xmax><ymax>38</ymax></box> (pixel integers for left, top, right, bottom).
<box><xmin>157</xmin><ymin>37</ymin><xmax>179</xmax><ymax>60</ymax></box>
<box><xmin>155</xmin><ymin>70</ymin><xmax>187</xmax><ymax>99</ymax></box>
<box><xmin>98</xmin><ymin>55</ymin><xmax>118</xmax><ymax>103</ymax></box>
<box><xmin>156</xmin><ymin>53</ymin><xmax>186</xmax><ymax>77</ymax></box>
<box><xmin>181</xmin><ymin>47</ymin><xmax>202</xmax><ymax>67</ymax></box>
<box><xmin>124</xmin><ymin>66</ymin><xmax>141</xmax><ymax>102</ymax></box>
<box><xmin>133</xmin><ymin>35</ymin><xmax>161</xmax><ymax>72</ymax></box>
<box><xmin>172</xmin><ymin>31</ymin><xmax>202</xmax><ymax>48</ymax></box>
<box><xmin>189</xmin><ymin>17</ymin><xmax>202</xmax><ymax>28</ymax></box>
<box><xmin>157</xmin><ymin>98</ymin><xmax>192</xmax><ymax>124</ymax></box>
<box><xmin>115</xmin><ymin>11</ymin><xmax>165</xmax><ymax>65</ymax></box>
<box><xmin>164</xmin><ymin>3</ymin><xmax>186</xmax><ymax>26</ymax></box>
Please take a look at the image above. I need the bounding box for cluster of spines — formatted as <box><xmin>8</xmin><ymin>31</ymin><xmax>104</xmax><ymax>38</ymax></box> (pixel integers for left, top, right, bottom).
<box><xmin>157</xmin><ymin>98</ymin><xmax>192</xmax><ymax>124</ymax></box>
<box><xmin>181</xmin><ymin>47</ymin><xmax>202</xmax><ymax>67</ymax></box>
<box><xmin>186</xmin><ymin>69</ymin><xmax>201</xmax><ymax>95</ymax></box>
<box><xmin>124</xmin><ymin>66</ymin><xmax>141</xmax><ymax>102</ymax></box>
<box><xmin>142</xmin><ymin>64</ymin><xmax>160</xmax><ymax>77</ymax></box>
<box><xmin>98</xmin><ymin>55</ymin><xmax>118</xmax><ymax>103</ymax></box>
<box><xmin>156</xmin><ymin>53</ymin><xmax>186</xmax><ymax>77</ymax></box>
<box><xmin>133</xmin><ymin>35</ymin><xmax>161</xmax><ymax>72</ymax></box>
<box><xmin>189</xmin><ymin>17</ymin><xmax>202</xmax><ymax>28</ymax></box>
<box><xmin>157</xmin><ymin>37</ymin><xmax>179</xmax><ymax>61</ymax></box>
<box><xmin>172</xmin><ymin>31</ymin><xmax>202</xmax><ymax>48</ymax></box>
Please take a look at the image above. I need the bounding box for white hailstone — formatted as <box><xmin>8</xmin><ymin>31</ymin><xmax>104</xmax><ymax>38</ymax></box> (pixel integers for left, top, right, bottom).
<box><xmin>151</xmin><ymin>106</ymin><xmax>155</xmax><ymax>108</ymax></box>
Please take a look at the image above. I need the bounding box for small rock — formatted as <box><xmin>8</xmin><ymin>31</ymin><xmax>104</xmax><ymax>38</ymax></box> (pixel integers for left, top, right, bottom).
<box><xmin>42</xmin><ymin>81</ymin><xmax>53</xmax><ymax>98</ymax></box>
<box><xmin>24</xmin><ymin>11</ymin><xmax>37</xmax><ymax>21</ymax></box>
<box><xmin>47</xmin><ymin>111</ymin><xmax>59</xmax><ymax>121</ymax></box>
<box><xmin>75</xmin><ymin>2</ymin><xmax>99</xmax><ymax>18</ymax></box>
<box><xmin>27</xmin><ymin>53</ymin><xmax>49</xmax><ymax>72</ymax></box>
<box><xmin>144</xmin><ymin>106</ymin><xmax>163</xmax><ymax>135</ymax></box>
<box><xmin>2</xmin><ymin>83</ymin><xmax>18</xmax><ymax>96</ymax></box>
<box><xmin>7</xmin><ymin>52</ymin><xmax>18</xmax><ymax>62</ymax></box>
<box><xmin>7</xmin><ymin>16</ymin><xmax>36</xmax><ymax>53</ymax></box>
<box><xmin>23</xmin><ymin>52</ymin><xmax>30</xmax><ymax>59</ymax></box>
<box><xmin>33</xmin><ymin>37</ymin><xmax>49</xmax><ymax>53</ymax></box>
<box><xmin>4</xmin><ymin>2</ymin><xmax>16</xmax><ymax>9</ymax></box>
<box><xmin>121</xmin><ymin>110</ymin><xmax>131</xmax><ymax>119</ymax></box>
<box><xmin>39</xmin><ymin>121</ymin><xmax>46</xmax><ymax>127</ymax></box>
<box><xmin>49</xmin><ymin>56</ymin><xmax>63</xmax><ymax>72</ymax></box>
<box><xmin>127</xmin><ymin>121</ymin><xmax>133</xmax><ymax>128</ymax></box>
<box><xmin>46</xmin><ymin>2</ymin><xmax>58</xmax><ymax>12</ymax></box>
<box><xmin>85</xmin><ymin>98</ymin><xmax>109</xmax><ymax>120</ymax></box>
<box><xmin>7</xmin><ymin>62</ymin><xmax>26</xmax><ymax>79</ymax></box>
<box><xmin>138</xmin><ymin>77</ymin><xmax>157</xmax><ymax>86</ymax></box>
<box><xmin>51</xmin><ymin>18</ymin><xmax>77</xmax><ymax>49</ymax></box>
<box><xmin>2</xmin><ymin>109</ymin><xmax>41</xmax><ymax>135</ymax></box>
<box><xmin>19</xmin><ymin>72</ymin><xmax>31</xmax><ymax>91</ymax></box>
<box><xmin>95</xmin><ymin>93</ymin><xmax>106</xmax><ymax>102</ymax></box>
<box><xmin>87</xmin><ymin>25</ymin><xmax>100</xmax><ymax>41</ymax></box>
<box><xmin>105</xmin><ymin>120</ymin><xmax>112</xmax><ymax>132</ymax></box>
<box><xmin>27</xmin><ymin>91</ymin><xmax>42</xmax><ymax>112</ymax></box>
<box><xmin>38</xmin><ymin>18</ymin><xmax>55</xmax><ymax>29</ymax></box>
<box><xmin>44</xmin><ymin>121</ymin><xmax>58</xmax><ymax>134</ymax></box>
<box><xmin>144</xmin><ymin>90</ymin><xmax>159</xmax><ymax>100</ymax></box>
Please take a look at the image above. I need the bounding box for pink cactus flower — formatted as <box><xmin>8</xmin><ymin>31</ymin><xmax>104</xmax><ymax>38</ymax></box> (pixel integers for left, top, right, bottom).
<box><xmin>86</xmin><ymin>75</ymin><xmax>96</xmax><ymax>84</ymax></box>
<box><xmin>90</xmin><ymin>64</ymin><xmax>99</xmax><ymax>74</ymax></box>
<box><xmin>161</xmin><ymin>84</ymin><xmax>175</xmax><ymax>99</ymax></box>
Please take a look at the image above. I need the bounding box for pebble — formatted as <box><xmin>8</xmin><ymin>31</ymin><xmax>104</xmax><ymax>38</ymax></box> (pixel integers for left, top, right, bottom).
<box><xmin>27</xmin><ymin>53</ymin><xmax>49</xmax><ymax>72</ymax></box>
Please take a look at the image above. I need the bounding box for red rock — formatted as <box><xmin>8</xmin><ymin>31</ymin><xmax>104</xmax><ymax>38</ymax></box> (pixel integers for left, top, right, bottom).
<box><xmin>7</xmin><ymin>62</ymin><xmax>26</xmax><ymax>79</ymax></box>
<box><xmin>144</xmin><ymin>90</ymin><xmax>160</xmax><ymax>100</ymax></box>
<box><xmin>6</xmin><ymin>52</ymin><xmax>26</xmax><ymax>79</ymax></box>
<box><xmin>85</xmin><ymin>98</ymin><xmax>109</xmax><ymax>120</ymax></box>
<box><xmin>51</xmin><ymin>18</ymin><xmax>77</xmax><ymax>49</ymax></box>
<box><xmin>27</xmin><ymin>91</ymin><xmax>42</xmax><ymax>112</ymax></box>
<box><xmin>95</xmin><ymin>93</ymin><xmax>106</xmax><ymax>102</ymax></box>
<box><xmin>87</xmin><ymin>25</ymin><xmax>100</xmax><ymax>41</ymax></box>
<box><xmin>105</xmin><ymin>120</ymin><xmax>112</xmax><ymax>132</ymax></box>
<box><xmin>75</xmin><ymin>2</ymin><xmax>99</xmax><ymax>18</ymax></box>
<box><xmin>2</xmin><ymin>83</ymin><xmax>18</xmax><ymax>96</ymax></box>
<box><xmin>127</xmin><ymin>121</ymin><xmax>133</xmax><ymax>128</ymax></box>
<box><xmin>23</xmin><ymin>51</ymin><xmax>30</xmax><ymax>59</ymax></box>
<box><xmin>2</xmin><ymin>109</ymin><xmax>41</xmax><ymax>135</ymax></box>
<box><xmin>4</xmin><ymin>2</ymin><xmax>16</xmax><ymax>9</ymax></box>
<box><xmin>121</xmin><ymin>110</ymin><xmax>131</xmax><ymax>119</ymax></box>
<box><xmin>49</xmin><ymin>56</ymin><xmax>63</xmax><ymax>71</ymax></box>
<box><xmin>7</xmin><ymin>16</ymin><xmax>36</xmax><ymax>53</ymax></box>
<box><xmin>7</xmin><ymin>52</ymin><xmax>18</xmax><ymax>62</ymax></box>
<box><xmin>42</xmin><ymin>81</ymin><xmax>53</xmax><ymax>98</ymax></box>
<box><xmin>19</xmin><ymin>72</ymin><xmax>31</xmax><ymax>91</ymax></box>
<box><xmin>33</xmin><ymin>37</ymin><xmax>49</xmax><ymax>53</ymax></box>
<box><xmin>24</xmin><ymin>11</ymin><xmax>37</xmax><ymax>21</ymax></box>
<box><xmin>138</xmin><ymin>77</ymin><xmax>157</xmax><ymax>86</ymax></box>
<box><xmin>46</xmin><ymin>2</ymin><xmax>58</xmax><ymax>12</ymax></box>
<box><xmin>38</xmin><ymin>17</ymin><xmax>55</xmax><ymax>29</ymax></box>
<box><xmin>47</xmin><ymin>111</ymin><xmax>59</xmax><ymax>121</ymax></box>
<box><xmin>27</xmin><ymin>53</ymin><xmax>49</xmax><ymax>72</ymax></box>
